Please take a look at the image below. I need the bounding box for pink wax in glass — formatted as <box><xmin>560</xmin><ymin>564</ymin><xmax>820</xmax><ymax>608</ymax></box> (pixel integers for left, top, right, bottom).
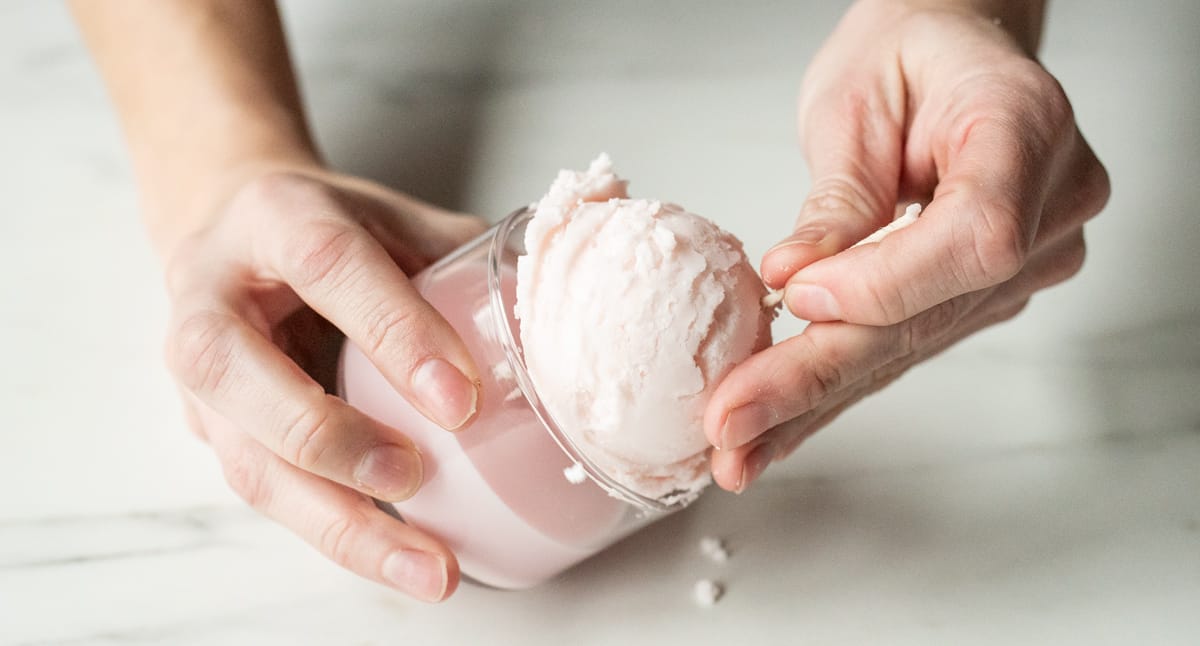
<box><xmin>338</xmin><ymin>208</ymin><xmax>681</xmax><ymax>589</ymax></box>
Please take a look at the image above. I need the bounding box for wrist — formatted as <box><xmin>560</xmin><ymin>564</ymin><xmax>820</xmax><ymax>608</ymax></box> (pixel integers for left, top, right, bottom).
<box><xmin>136</xmin><ymin>112</ymin><xmax>322</xmax><ymax>260</ymax></box>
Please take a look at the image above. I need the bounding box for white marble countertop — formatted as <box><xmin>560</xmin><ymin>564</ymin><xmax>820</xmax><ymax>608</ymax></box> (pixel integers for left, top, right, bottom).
<box><xmin>2</xmin><ymin>1</ymin><xmax>1199</xmax><ymax>644</ymax></box>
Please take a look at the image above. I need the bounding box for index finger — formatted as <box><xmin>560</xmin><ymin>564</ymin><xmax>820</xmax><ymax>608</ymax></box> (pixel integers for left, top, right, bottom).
<box><xmin>202</xmin><ymin>408</ymin><xmax>459</xmax><ymax>602</ymax></box>
<box><xmin>243</xmin><ymin>176</ymin><xmax>481</xmax><ymax>432</ymax></box>
<box><xmin>782</xmin><ymin>111</ymin><xmax>1059</xmax><ymax>325</ymax></box>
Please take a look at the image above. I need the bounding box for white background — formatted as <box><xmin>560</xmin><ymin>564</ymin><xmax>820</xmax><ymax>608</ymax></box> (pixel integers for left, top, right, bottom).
<box><xmin>1</xmin><ymin>1</ymin><xmax>1198</xmax><ymax>644</ymax></box>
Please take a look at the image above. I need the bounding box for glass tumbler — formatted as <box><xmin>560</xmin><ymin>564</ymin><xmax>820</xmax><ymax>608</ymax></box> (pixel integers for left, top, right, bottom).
<box><xmin>337</xmin><ymin>207</ymin><xmax>686</xmax><ymax>589</ymax></box>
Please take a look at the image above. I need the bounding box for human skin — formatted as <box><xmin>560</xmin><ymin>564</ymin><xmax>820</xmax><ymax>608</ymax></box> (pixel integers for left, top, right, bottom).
<box><xmin>705</xmin><ymin>0</ymin><xmax>1110</xmax><ymax>491</ymax></box>
<box><xmin>71</xmin><ymin>0</ymin><xmax>486</xmax><ymax>602</ymax></box>
<box><xmin>72</xmin><ymin>0</ymin><xmax>1109</xmax><ymax>599</ymax></box>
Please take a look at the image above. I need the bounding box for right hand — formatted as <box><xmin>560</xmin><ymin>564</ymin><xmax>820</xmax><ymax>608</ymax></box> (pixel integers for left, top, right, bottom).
<box><xmin>164</xmin><ymin>163</ymin><xmax>486</xmax><ymax>602</ymax></box>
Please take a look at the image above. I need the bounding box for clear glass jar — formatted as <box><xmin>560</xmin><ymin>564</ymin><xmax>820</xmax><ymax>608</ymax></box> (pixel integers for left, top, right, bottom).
<box><xmin>337</xmin><ymin>207</ymin><xmax>685</xmax><ymax>589</ymax></box>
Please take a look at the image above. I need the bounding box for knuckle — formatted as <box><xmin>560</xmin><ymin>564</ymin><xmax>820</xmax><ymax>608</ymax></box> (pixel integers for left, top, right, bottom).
<box><xmin>169</xmin><ymin>310</ymin><xmax>238</xmax><ymax>395</ymax></box>
<box><xmin>967</xmin><ymin>200</ymin><xmax>1029</xmax><ymax>286</ymax></box>
<box><xmin>279</xmin><ymin>399</ymin><xmax>337</xmax><ymax>471</ymax></box>
<box><xmin>908</xmin><ymin>295</ymin><xmax>972</xmax><ymax>349</ymax></box>
<box><xmin>318</xmin><ymin>510</ymin><xmax>367</xmax><ymax>567</ymax></box>
<box><xmin>791</xmin><ymin>332</ymin><xmax>845</xmax><ymax>408</ymax></box>
<box><xmin>362</xmin><ymin>304</ymin><xmax>422</xmax><ymax>359</ymax></box>
<box><xmin>957</xmin><ymin>65</ymin><xmax>1075</xmax><ymax>154</ymax></box>
<box><xmin>808</xmin><ymin>361</ymin><xmax>844</xmax><ymax>405</ymax></box>
<box><xmin>1040</xmin><ymin>79</ymin><xmax>1075</xmax><ymax>136</ymax></box>
<box><xmin>1049</xmin><ymin>236</ymin><xmax>1088</xmax><ymax>286</ymax></box>
<box><xmin>284</xmin><ymin>220</ymin><xmax>363</xmax><ymax>292</ymax></box>
<box><xmin>1078</xmin><ymin>157</ymin><xmax>1113</xmax><ymax>219</ymax></box>
<box><xmin>801</xmin><ymin>172</ymin><xmax>881</xmax><ymax>225</ymax></box>
<box><xmin>995</xmin><ymin>61</ymin><xmax>1074</xmax><ymax>143</ymax></box>
<box><xmin>851</xmin><ymin>256</ymin><xmax>912</xmax><ymax>324</ymax></box>
<box><xmin>867</xmin><ymin>269</ymin><xmax>915</xmax><ymax>324</ymax></box>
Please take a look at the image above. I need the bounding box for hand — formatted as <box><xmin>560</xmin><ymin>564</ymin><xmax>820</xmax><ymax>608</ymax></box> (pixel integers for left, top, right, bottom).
<box><xmin>165</xmin><ymin>164</ymin><xmax>486</xmax><ymax>601</ymax></box>
<box><xmin>705</xmin><ymin>0</ymin><xmax>1110</xmax><ymax>491</ymax></box>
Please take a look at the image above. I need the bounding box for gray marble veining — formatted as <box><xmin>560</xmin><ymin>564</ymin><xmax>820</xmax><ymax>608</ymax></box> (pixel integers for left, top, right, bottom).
<box><xmin>1</xmin><ymin>1</ymin><xmax>1198</xmax><ymax>644</ymax></box>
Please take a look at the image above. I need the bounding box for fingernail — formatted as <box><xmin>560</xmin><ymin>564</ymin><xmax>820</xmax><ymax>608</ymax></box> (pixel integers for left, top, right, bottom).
<box><xmin>411</xmin><ymin>358</ymin><xmax>478</xmax><ymax>431</ymax></box>
<box><xmin>383</xmin><ymin>549</ymin><xmax>448</xmax><ymax>602</ymax></box>
<box><xmin>719</xmin><ymin>402</ymin><xmax>774</xmax><ymax>450</ymax></box>
<box><xmin>770</xmin><ymin>226</ymin><xmax>827</xmax><ymax>252</ymax></box>
<box><xmin>784</xmin><ymin>284</ymin><xmax>842</xmax><ymax>321</ymax></box>
<box><xmin>737</xmin><ymin>443</ymin><xmax>777</xmax><ymax>493</ymax></box>
<box><xmin>355</xmin><ymin>444</ymin><xmax>423</xmax><ymax>501</ymax></box>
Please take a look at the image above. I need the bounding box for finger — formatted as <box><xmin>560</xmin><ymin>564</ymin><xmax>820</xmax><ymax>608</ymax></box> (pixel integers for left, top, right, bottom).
<box><xmin>242</xmin><ymin>178</ymin><xmax>481</xmax><ymax>431</ymax></box>
<box><xmin>990</xmin><ymin>231</ymin><xmax>1087</xmax><ymax>304</ymax></box>
<box><xmin>731</xmin><ymin>231</ymin><xmax>1083</xmax><ymax>462</ymax></box>
<box><xmin>168</xmin><ymin>300</ymin><xmax>425</xmax><ymax>502</ymax></box>
<box><xmin>704</xmin><ymin>319</ymin><xmax>910</xmax><ymax>451</ymax></box>
<box><xmin>940</xmin><ymin>230</ymin><xmax>1086</xmax><ymax>340</ymax></box>
<box><xmin>709</xmin><ymin>296</ymin><xmax>985</xmax><ymax>493</ymax></box>
<box><xmin>1033</xmin><ymin>132</ymin><xmax>1111</xmax><ymax>247</ymax></box>
<box><xmin>711</xmin><ymin>392</ymin><xmax>865</xmax><ymax>492</ymax></box>
<box><xmin>712</xmin><ymin>232</ymin><xmax>1088</xmax><ymax>490</ymax></box>
<box><xmin>760</xmin><ymin>83</ymin><xmax>904</xmax><ymax>288</ymax></box>
<box><xmin>201</xmin><ymin>406</ymin><xmax>459</xmax><ymax>602</ymax></box>
<box><xmin>783</xmin><ymin>114</ymin><xmax>1058</xmax><ymax>325</ymax></box>
<box><xmin>891</xmin><ymin>229</ymin><xmax>1085</xmax><ymax>367</ymax></box>
<box><xmin>708</xmin><ymin>270</ymin><xmax>1006</xmax><ymax>451</ymax></box>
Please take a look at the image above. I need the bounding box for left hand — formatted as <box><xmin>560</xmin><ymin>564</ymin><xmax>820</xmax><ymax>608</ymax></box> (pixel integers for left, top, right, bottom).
<box><xmin>704</xmin><ymin>0</ymin><xmax>1110</xmax><ymax>491</ymax></box>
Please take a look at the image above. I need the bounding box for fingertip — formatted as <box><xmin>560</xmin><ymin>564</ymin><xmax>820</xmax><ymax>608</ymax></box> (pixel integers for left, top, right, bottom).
<box><xmin>410</xmin><ymin>357</ymin><xmax>481</xmax><ymax>432</ymax></box>
<box><xmin>760</xmin><ymin>231</ymin><xmax>839</xmax><ymax>288</ymax></box>
<box><xmin>709</xmin><ymin>448</ymin><xmax>743</xmax><ymax>492</ymax></box>
<box><xmin>736</xmin><ymin>443</ymin><xmax>777</xmax><ymax>493</ymax></box>
<box><xmin>353</xmin><ymin>442</ymin><xmax>424</xmax><ymax>502</ymax></box>
<box><xmin>703</xmin><ymin>350</ymin><xmax>781</xmax><ymax>450</ymax></box>
<box><xmin>721</xmin><ymin>402</ymin><xmax>774</xmax><ymax>451</ymax></box>
<box><xmin>702</xmin><ymin>401</ymin><xmax>727</xmax><ymax>449</ymax></box>
<box><xmin>782</xmin><ymin>283</ymin><xmax>843</xmax><ymax>322</ymax></box>
<box><xmin>382</xmin><ymin>549</ymin><xmax>452</xmax><ymax>603</ymax></box>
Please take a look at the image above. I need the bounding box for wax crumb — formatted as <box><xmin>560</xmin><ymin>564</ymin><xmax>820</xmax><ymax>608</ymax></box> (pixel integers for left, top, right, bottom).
<box><xmin>761</xmin><ymin>290</ymin><xmax>784</xmax><ymax>308</ymax></box>
<box><xmin>692</xmin><ymin>579</ymin><xmax>724</xmax><ymax>607</ymax></box>
<box><xmin>699</xmin><ymin>536</ymin><xmax>729</xmax><ymax>563</ymax></box>
<box><xmin>563</xmin><ymin>462</ymin><xmax>587</xmax><ymax>484</ymax></box>
<box><xmin>852</xmin><ymin>202</ymin><xmax>922</xmax><ymax>248</ymax></box>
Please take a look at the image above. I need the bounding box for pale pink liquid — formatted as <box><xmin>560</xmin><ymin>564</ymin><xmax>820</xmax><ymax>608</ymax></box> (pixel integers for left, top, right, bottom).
<box><xmin>339</xmin><ymin>259</ymin><xmax>630</xmax><ymax>589</ymax></box>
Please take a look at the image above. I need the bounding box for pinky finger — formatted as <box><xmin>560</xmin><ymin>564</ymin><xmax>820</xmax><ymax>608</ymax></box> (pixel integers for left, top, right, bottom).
<box><xmin>195</xmin><ymin>401</ymin><xmax>460</xmax><ymax>602</ymax></box>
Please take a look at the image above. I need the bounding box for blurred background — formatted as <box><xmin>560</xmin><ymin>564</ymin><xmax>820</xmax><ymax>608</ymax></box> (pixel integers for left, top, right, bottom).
<box><xmin>1</xmin><ymin>1</ymin><xmax>1198</xmax><ymax>644</ymax></box>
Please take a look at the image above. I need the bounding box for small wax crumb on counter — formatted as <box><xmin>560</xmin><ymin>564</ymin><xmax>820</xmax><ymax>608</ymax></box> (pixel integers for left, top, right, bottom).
<box><xmin>563</xmin><ymin>462</ymin><xmax>587</xmax><ymax>484</ymax></box>
<box><xmin>852</xmin><ymin>202</ymin><xmax>922</xmax><ymax>248</ymax></box>
<box><xmin>699</xmin><ymin>536</ymin><xmax>729</xmax><ymax>563</ymax></box>
<box><xmin>692</xmin><ymin>579</ymin><xmax>724</xmax><ymax>608</ymax></box>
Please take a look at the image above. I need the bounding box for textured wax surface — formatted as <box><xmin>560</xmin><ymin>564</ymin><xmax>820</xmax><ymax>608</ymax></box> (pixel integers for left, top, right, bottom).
<box><xmin>515</xmin><ymin>155</ymin><xmax>770</xmax><ymax>503</ymax></box>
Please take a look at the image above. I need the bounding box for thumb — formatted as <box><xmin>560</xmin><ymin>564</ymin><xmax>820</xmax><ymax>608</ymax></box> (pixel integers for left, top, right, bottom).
<box><xmin>762</xmin><ymin>90</ymin><xmax>902</xmax><ymax>289</ymax></box>
<box><xmin>783</xmin><ymin>114</ymin><xmax>1053</xmax><ymax>326</ymax></box>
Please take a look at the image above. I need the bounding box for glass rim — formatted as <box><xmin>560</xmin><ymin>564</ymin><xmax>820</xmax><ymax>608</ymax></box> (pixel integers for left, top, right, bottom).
<box><xmin>486</xmin><ymin>207</ymin><xmax>681</xmax><ymax>514</ymax></box>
